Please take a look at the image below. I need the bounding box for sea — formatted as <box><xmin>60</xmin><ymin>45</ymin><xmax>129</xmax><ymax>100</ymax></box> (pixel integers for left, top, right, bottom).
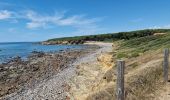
<box><xmin>0</xmin><ymin>42</ymin><xmax>83</xmax><ymax>63</ymax></box>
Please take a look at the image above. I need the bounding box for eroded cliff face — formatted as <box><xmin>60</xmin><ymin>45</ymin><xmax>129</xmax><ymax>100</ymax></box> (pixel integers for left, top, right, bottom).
<box><xmin>97</xmin><ymin>53</ymin><xmax>114</xmax><ymax>69</ymax></box>
<box><xmin>68</xmin><ymin>43</ymin><xmax>115</xmax><ymax>100</ymax></box>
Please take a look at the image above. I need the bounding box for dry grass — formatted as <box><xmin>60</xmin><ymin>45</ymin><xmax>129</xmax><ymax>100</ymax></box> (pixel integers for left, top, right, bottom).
<box><xmin>125</xmin><ymin>61</ymin><xmax>163</xmax><ymax>100</ymax></box>
<box><xmin>87</xmin><ymin>49</ymin><xmax>165</xmax><ymax>100</ymax></box>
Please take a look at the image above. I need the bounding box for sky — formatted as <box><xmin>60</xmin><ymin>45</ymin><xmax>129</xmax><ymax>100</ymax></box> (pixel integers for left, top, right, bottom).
<box><xmin>0</xmin><ymin>0</ymin><xmax>170</xmax><ymax>42</ymax></box>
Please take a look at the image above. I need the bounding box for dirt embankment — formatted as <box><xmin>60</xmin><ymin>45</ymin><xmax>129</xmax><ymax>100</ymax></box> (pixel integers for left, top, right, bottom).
<box><xmin>68</xmin><ymin>42</ymin><xmax>114</xmax><ymax>100</ymax></box>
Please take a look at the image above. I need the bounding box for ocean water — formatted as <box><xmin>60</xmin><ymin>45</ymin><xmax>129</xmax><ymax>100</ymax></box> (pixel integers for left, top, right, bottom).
<box><xmin>0</xmin><ymin>42</ymin><xmax>83</xmax><ymax>63</ymax></box>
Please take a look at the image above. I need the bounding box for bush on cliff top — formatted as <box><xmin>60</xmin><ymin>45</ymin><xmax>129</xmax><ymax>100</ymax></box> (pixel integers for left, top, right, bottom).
<box><xmin>47</xmin><ymin>29</ymin><xmax>170</xmax><ymax>43</ymax></box>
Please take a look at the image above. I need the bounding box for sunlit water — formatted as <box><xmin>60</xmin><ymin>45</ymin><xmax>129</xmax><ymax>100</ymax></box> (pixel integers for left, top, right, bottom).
<box><xmin>0</xmin><ymin>42</ymin><xmax>83</xmax><ymax>63</ymax></box>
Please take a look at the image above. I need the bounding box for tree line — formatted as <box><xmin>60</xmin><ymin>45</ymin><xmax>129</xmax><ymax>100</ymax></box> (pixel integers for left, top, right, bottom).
<box><xmin>47</xmin><ymin>29</ymin><xmax>170</xmax><ymax>43</ymax></box>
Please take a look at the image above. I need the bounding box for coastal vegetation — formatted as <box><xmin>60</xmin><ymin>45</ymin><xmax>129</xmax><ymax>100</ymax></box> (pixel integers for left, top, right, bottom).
<box><xmin>44</xmin><ymin>29</ymin><xmax>170</xmax><ymax>45</ymax></box>
<box><xmin>116</xmin><ymin>31</ymin><xmax>170</xmax><ymax>58</ymax></box>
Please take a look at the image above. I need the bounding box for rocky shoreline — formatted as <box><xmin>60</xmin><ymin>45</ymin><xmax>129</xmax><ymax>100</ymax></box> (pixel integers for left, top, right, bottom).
<box><xmin>0</xmin><ymin>45</ymin><xmax>100</xmax><ymax>100</ymax></box>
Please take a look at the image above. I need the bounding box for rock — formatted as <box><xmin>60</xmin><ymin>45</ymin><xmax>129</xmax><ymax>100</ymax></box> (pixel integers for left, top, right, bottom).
<box><xmin>11</xmin><ymin>56</ymin><xmax>22</xmax><ymax>63</ymax></box>
<box><xmin>31</xmin><ymin>65</ymin><xmax>39</xmax><ymax>71</ymax></box>
<box><xmin>0</xmin><ymin>71</ymin><xmax>7</xmax><ymax>79</ymax></box>
<box><xmin>31</xmin><ymin>51</ymin><xmax>45</xmax><ymax>57</ymax></box>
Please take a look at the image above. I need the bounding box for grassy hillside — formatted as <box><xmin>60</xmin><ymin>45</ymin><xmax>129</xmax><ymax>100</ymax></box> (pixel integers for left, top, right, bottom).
<box><xmin>46</xmin><ymin>29</ymin><xmax>170</xmax><ymax>44</ymax></box>
<box><xmin>116</xmin><ymin>31</ymin><xmax>170</xmax><ymax>59</ymax></box>
<box><xmin>86</xmin><ymin>30</ymin><xmax>170</xmax><ymax>100</ymax></box>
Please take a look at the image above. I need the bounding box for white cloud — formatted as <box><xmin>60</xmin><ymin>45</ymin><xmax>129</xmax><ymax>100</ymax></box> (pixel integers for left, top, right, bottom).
<box><xmin>23</xmin><ymin>10</ymin><xmax>101</xmax><ymax>30</ymax></box>
<box><xmin>25</xmin><ymin>10</ymin><xmax>63</xmax><ymax>29</ymax></box>
<box><xmin>150</xmin><ymin>24</ymin><xmax>170</xmax><ymax>29</ymax></box>
<box><xmin>162</xmin><ymin>24</ymin><xmax>170</xmax><ymax>29</ymax></box>
<box><xmin>27</xmin><ymin>22</ymin><xmax>46</xmax><ymax>29</ymax></box>
<box><xmin>57</xmin><ymin>15</ymin><xmax>99</xmax><ymax>26</ymax></box>
<box><xmin>0</xmin><ymin>10</ymin><xmax>12</xmax><ymax>20</ymax></box>
<box><xmin>0</xmin><ymin>9</ymin><xmax>104</xmax><ymax>35</ymax></box>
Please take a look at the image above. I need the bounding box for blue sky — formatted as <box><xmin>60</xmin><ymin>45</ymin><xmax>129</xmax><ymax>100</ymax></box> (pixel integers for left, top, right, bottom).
<box><xmin>0</xmin><ymin>0</ymin><xmax>170</xmax><ymax>42</ymax></box>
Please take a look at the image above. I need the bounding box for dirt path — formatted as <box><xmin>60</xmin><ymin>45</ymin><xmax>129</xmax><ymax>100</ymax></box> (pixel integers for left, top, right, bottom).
<box><xmin>68</xmin><ymin>42</ymin><xmax>113</xmax><ymax>100</ymax></box>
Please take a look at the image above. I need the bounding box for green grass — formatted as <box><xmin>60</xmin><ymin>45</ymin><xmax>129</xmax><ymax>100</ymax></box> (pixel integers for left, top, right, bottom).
<box><xmin>117</xmin><ymin>52</ymin><xmax>128</xmax><ymax>59</ymax></box>
<box><xmin>116</xmin><ymin>31</ymin><xmax>170</xmax><ymax>59</ymax></box>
